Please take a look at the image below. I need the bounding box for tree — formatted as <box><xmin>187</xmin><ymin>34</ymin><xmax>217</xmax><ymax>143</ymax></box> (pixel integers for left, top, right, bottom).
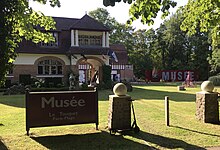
<box><xmin>153</xmin><ymin>9</ymin><xmax>210</xmax><ymax>80</ymax></box>
<box><xmin>129</xmin><ymin>29</ymin><xmax>154</xmax><ymax>79</ymax></box>
<box><xmin>103</xmin><ymin>0</ymin><xmax>177</xmax><ymax>25</ymax></box>
<box><xmin>0</xmin><ymin>0</ymin><xmax>60</xmax><ymax>86</ymax></box>
<box><xmin>89</xmin><ymin>8</ymin><xmax>135</xmax><ymax>52</ymax></box>
<box><xmin>180</xmin><ymin>0</ymin><xmax>220</xmax><ymax>75</ymax></box>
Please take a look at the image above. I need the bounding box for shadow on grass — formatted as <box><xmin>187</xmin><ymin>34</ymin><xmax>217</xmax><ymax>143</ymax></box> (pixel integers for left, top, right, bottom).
<box><xmin>171</xmin><ymin>125</ymin><xmax>220</xmax><ymax>137</ymax></box>
<box><xmin>98</xmin><ymin>86</ymin><xmax>196</xmax><ymax>102</ymax></box>
<box><xmin>0</xmin><ymin>85</ymin><xmax>196</xmax><ymax>108</ymax></box>
<box><xmin>129</xmin><ymin>86</ymin><xmax>196</xmax><ymax>102</ymax></box>
<box><xmin>133</xmin><ymin>131</ymin><xmax>205</xmax><ymax>150</ymax></box>
<box><xmin>0</xmin><ymin>137</ymin><xmax>8</xmax><ymax>150</ymax></box>
<box><xmin>0</xmin><ymin>94</ymin><xmax>25</xmax><ymax>108</ymax></box>
<box><xmin>30</xmin><ymin>130</ymin><xmax>205</xmax><ymax>150</ymax></box>
<box><xmin>30</xmin><ymin>131</ymin><xmax>152</xmax><ymax>150</ymax></box>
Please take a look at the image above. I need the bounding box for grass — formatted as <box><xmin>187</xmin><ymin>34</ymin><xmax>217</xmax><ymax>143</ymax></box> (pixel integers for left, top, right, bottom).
<box><xmin>0</xmin><ymin>83</ymin><xmax>220</xmax><ymax>150</ymax></box>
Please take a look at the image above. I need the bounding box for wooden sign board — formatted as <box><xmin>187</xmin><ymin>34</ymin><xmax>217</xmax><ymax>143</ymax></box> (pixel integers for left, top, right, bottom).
<box><xmin>25</xmin><ymin>89</ymin><xmax>98</xmax><ymax>135</ymax></box>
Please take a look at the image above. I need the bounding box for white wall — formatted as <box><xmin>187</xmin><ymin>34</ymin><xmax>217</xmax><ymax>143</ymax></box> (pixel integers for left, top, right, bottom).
<box><xmin>14</xmin><ymin>53</ymin><xmax>70</xmax><ymax>65</ymax></box>
<box><xmin>14</xmin><ymin>53</ymin><xmax>109</xmax><ymax>66</ymax></box>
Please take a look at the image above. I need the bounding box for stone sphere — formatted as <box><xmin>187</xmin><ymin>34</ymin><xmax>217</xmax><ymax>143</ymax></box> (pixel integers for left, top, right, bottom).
<box><xmin>201</xmin><ymin>81</ymin><xmax>214</xmax><ymax>92</ymax></box>
<box><xmin>113</xmin><ymin>83</ymin><xmax>127</xmax><ymax>96</ymax></box>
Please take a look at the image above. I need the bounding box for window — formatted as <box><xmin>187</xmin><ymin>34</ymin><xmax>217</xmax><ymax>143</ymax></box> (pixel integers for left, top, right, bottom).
<box><xmin>38</xmin><ymin>60</ymin><xmax>62</xmax><ymax>75</ymax></box>
<box><xmin>40</xmin><ymin>32</ymin><xmax>59</xmax><ymax>47</ymax></box>
<box><xmin>78</xmin><ymin>35</ymin><xmax>102</xmax><ymax>46</ymax></box>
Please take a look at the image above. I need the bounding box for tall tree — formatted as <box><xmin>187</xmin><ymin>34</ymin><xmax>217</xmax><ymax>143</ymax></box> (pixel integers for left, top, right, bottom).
<box><xmin>103</xmin><ymin>0</ymin><xmax>177</xmax><ymax>25</ymax></box>
<box><xmin>181</xmin><ymin>0</ymin><xmax>220</xmax><ymax>75</ymax></box>
<box><xmin>129</xmin><ymin>29</ymin><xmax>154</xmax><ymax>79</ymax></box>
<box><xmin>0</xmin><ymin>0</ymin><xmax>60</xmax><ymax>86</ymax></box>
<box><xmin>154</xmin><ymin>9</ymin><xmax>210</xmax><ymax>80</ymax></box>
<box><xmin>89</xmin><ymin>8</ymin><xmax>135</xmax><ymax>55</ymax></box>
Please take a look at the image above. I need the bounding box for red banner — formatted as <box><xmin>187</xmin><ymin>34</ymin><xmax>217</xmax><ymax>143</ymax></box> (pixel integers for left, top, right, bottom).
<box><xmin>146</xmin><ymin>70</ymin><xmax>198</xmax><ymax>82</ymax></box>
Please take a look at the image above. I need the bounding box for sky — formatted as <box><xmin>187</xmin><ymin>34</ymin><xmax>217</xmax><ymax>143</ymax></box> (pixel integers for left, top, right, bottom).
<box><xmin>29</xmin><ymin>0</ymin><xmax>188</xmax><ymax>30</ymax></box>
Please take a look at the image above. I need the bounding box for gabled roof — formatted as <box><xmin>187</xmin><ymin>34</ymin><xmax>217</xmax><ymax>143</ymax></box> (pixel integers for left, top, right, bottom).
<box><xmin>53</xmin><ymin>17</ymin><xmax>79</xmax><ymax>31</ymax></box>
<box><xmin>40</xmin><ymin>15</ymin><xmax>110</xmax><ymax>31</ymax></box>
<box><xmin>70</xmin><ymin>14</ymin><xmax>111</xmax><ymax>31</ymax></box>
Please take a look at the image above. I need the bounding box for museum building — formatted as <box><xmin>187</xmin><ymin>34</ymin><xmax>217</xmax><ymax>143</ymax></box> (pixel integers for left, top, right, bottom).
<box><xmin>7</xmin><ymin>14</ymin><xmax>133</xmax><ymax>86</ymax></box>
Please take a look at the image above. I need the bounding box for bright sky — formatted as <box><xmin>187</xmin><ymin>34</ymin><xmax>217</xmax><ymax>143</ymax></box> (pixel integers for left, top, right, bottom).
<box><xmin>29</xmin><ymin>0</ymin><xmax>187</xmax><ymax>30</ymax></box>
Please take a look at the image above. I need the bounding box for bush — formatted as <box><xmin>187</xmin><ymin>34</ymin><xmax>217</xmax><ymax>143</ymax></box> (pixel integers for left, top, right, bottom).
<box><xmin>19</xmin><ymin>74</ymin><xmax>31</xmax><ymax>85</ymax></box>
<box><xmin>81</xmin><ymin>82</ymin><xmax>89</xmax><ymax>90</ymax></box>
<box><xmin>122</xmin><ymin>81</ymin><xmax>133</xmax><ymax>92</ymax></box>
<box><xmin>31</xmin><ymin>87</ymin><xmax>69</xmax><ymax>92</ymax></box>
<box><xmin>3</xmin><ymin>84</ymin><xmax>25</xmax><ymax>95</ymax></box>
<box><xmin>208</xmin><ymin>75</ymin><xmax>220</xmax><ymax>86</ymax></box>
<box><xmin>98</xmin><ymin>80</ymin><xmax>113</xmax><ymax>90</ymax></box>
<box><xmin>45</xmin><ymin>77</ymin><xmax>62</xmax><ymax>87</ymax></box>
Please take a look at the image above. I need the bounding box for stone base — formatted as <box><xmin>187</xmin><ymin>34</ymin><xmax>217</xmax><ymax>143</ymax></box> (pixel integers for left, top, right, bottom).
<box><xmin>196</xmin><ymin>92</ymin><xmax>219</xmax><ymax>123</ymax></box>
<box><xmin>108</xmin><ymin>95</ymin><xmax>131</xmax><ymax>130</ymax></box>
<box><xmin>177</xmin><ymin>86</ymin><xmax>185</xmax><ymax>91</ymax></box>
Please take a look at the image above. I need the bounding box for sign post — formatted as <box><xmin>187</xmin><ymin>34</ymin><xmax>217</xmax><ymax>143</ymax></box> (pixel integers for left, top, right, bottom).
<box><xmin>26</xmin><ymin>89</ymin><xmax>98</xmax><ymax>135</ymax></box>
<box><xmin>165</xmin><ymin>96</ymin><xmax>170</xmax><ymax>126</ymax></box>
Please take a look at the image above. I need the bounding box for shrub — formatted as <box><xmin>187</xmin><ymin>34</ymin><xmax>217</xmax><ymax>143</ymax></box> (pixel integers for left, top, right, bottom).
<box><xmin>19</xmin><ymin>74</ymin><xmax>31</xmax><ymax>85</ymax></box>
<box><xmin>3</xmin><ymin>84</ymin><xmax>25</xmax><ymax>95</ymax></box>
<box><xmin>31</xmin><ymin>87</ymin><xmax>69</xmax><ymax>92</ymax></box>
<box><xmin>208</xmin><ymin>75</ymin><xmax>220</xmax><ymax>86</ymax></box>
<box><xmin>98</xmin><ymin>80</ymin><xmax>113</xmax><ymax>90</ymax></box>
<box><xmin>80</xmin><ymin>82</ymin><xmax>90</xmax><ymax>90</ymax></box>
<box><xmin>122</xmin><ymin>80</ymin><xmax>133</xmax><ymax>92</ymax></box>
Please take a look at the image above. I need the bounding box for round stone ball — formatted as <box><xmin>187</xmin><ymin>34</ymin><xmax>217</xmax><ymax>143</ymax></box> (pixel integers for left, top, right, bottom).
<box><xmin>201</xmin><ymin>81</ymin><xmax>214</xmax><ymax>92</ymax></box>
<box><xmin>113</xmin><ymin>83</ymin><xmax>127</xmax><ymax>96</ymax></box>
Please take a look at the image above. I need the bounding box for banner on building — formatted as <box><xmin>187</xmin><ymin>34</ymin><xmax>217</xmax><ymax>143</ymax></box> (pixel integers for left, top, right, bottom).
<box><xmin>145</xmin><ymin>70</ymin><xmax>198</xmax><ymax>82</ymax></box>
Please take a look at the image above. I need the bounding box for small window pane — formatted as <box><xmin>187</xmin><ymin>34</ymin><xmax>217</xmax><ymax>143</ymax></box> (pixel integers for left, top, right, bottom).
<box><xmin>38</xmin><ymin>66</ymin><xmax>43</xmax><ymax>74</ymax></box>
<box><xmin>58</xmin><ymin>66</ymin><xmax>62</xmax><ymax>74</ymax></box>
<box><xmin>45</xmin><ymin>65</ymin><xmax>50</xmax><ymax>74</ymax></box>
<box><xmin>51</xmin><ymin>66</ymin><xmax>57</xmax><ymax>74</ymax></box>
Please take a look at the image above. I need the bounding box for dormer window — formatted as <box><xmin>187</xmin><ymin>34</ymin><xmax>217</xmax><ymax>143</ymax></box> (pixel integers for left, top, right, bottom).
<box><xmin>40</xmin><ymin>32</ymin><xmax>59</xmax><ymax>47</ymax></box>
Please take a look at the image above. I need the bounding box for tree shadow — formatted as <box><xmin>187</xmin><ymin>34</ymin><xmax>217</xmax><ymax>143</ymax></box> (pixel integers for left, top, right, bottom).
<box><xmin>0</xmin><ymin>137</ymin><xmax>8</xmax><ymax>150</ymax></box>
<box><xmin>30</xmin><ymin>131</ymin><xmax>153</xmax><ymax>150</ymax></box>
<box><xmin>132</xmin><ymin>130</ymin><xmax>206</xmax><ymax>150</ymax></box>
<box><xmin>0</xmin><ymin>94</ymin><xmax>25</xmax><ymax>108</ymax></box>
<box><xmin>98</xmin><ymin>86</ymin><xmax>196</xmax><ymax>102</ymax></box>
<box><xmin>30</xmin><ymin>129</ymin><xmax>206</xmax><ymax>150</ymax></box>
<box><xmin>171</xmin><ymin>125</ymin><xmax>220</xmax><ymax>137</ymax></box>
<box><xmin>129</xmin><ymin>86</ymin><xmax>196</xmax><ymax>102</ymax></box>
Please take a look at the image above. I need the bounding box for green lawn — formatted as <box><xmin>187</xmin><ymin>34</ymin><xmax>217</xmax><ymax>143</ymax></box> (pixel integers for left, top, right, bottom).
<box><xmin>0</xmin><ymin>83</ymin><xmax>220</xmax><ymax>150</ymax></box>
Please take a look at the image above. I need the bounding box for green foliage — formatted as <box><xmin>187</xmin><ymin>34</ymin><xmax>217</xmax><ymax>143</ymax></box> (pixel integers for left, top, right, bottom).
<box><xmin>3</xmin><ymin>84</ymin><xmax>25</xmax><ymax>95</ymax></box>
<box><xmin>44</xmin><ymin>77</ymin><xmax>62</xmax><ymax>88</ymax></box>
<box><xmin>208</xmin><ymin>75</ymin><xmax>220</xmax><ymax>86</ymax></box>
<box><xmin>19</xmin><ymin>74</ymin><xmax>31</xmax><ymax>85</ymax></box>
<box><xmin>129</xmin><ymin>29</ymin><xmax>154</xmax><ymax>79</ymax></box>
<box><xmin>152</xmin><ymin>10</ymin><xmax>210</xmax><ymax>80</ymax></box>
<box><xmin>102</xmin><ymin>65</ymin><xmax>112</xmax><ymax>83</ymax></box>
<box><xmin>89</xmin><ymin>8</ymin><xmax>212</xmax><ymax>80</ymax></box>
<box><xmin>181</xmin><ymin>0</ymin><xmax>220</xmax><ymax>45</ymax></box>
<box><xmin>30</xmin><ymin>87</ymin><xmax>69</xmax><ymax>92</ymax></box>
<box><xmin>80</xmin><ymin>82</ymin><xmax>89</xmax><ymax>90</ymax></box>
<box><xmin>0</xmin><ymin>0</ymin><xmax>60</xmax><ymax>86</ymax></box>
<box><xmin>101</xmin><ymin>65</ymin><xmax>112</xmax><ymax>89</ymax></box>
<box><xmin>181</xmin><ymin>0</ymin><xmax>220</xmax><ymax>75</ymax></box>
<box><xmin>89</xmin><ymin>8</ymin><xmax>135</xmax><ymax>52</ymax></box>
<box><xmin>103</xmin><ymin>0</ymin><xmax>177</xmax><ymax>25</ymax></box>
